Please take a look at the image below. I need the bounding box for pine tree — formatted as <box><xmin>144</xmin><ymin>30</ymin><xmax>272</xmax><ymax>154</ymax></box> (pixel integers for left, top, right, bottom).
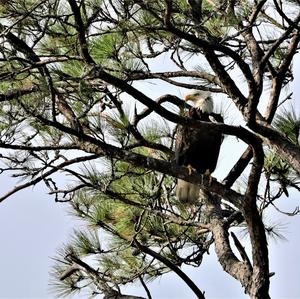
<box><xmin>0</xmin><ymin>0</ymin><xmax>299</xmax><ymax>298</ymax></box>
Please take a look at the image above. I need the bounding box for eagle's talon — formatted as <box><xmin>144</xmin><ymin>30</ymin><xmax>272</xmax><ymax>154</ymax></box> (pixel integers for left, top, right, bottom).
<box><xmin>203</xmin><ymin>169</ymin><xmax>214</xmax><ymax>186</ymax></box>
<box><xmin>204</xmin><ymin>169</ymin><xmax>211</xmax><ymax>176</ymax></box>
<box><xmin>187</xmin><ymin>164</ymin><xmax>197</xmax><ymax>175</ymax></box>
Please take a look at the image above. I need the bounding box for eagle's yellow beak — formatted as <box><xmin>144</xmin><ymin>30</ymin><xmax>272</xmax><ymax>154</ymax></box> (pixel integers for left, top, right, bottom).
<box><xmin>184</xmin><ymin>94</ymin><xmax>195</xmax><ymax>102</ymax></box>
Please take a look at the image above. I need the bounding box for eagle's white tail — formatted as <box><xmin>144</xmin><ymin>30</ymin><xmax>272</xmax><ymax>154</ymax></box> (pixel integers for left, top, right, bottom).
<box><xmin>176</xmin><ymin>179</ymin><xmax>200</xmax><ymax>203</ymax></box>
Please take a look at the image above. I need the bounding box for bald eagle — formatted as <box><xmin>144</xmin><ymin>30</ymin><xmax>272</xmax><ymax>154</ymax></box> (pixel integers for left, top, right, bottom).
<box><xmin>175</xmin><ymin>90</ymin><xmax>223</xmax><ymax>202</ymax></box>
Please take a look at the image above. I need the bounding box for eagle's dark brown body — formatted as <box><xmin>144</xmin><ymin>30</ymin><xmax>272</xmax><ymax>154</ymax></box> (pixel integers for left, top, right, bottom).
<box><xmin>175</xmin><ymin>107</ymin><xmax>223</xmax><ymax>202</ymax></box>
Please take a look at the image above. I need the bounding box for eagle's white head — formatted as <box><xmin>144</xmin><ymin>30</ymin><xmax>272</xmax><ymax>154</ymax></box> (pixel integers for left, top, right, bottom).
<box><xmin>184</xmin><ymin>90</ymin><xmax>213</xmax><ymax>114</ymax></box>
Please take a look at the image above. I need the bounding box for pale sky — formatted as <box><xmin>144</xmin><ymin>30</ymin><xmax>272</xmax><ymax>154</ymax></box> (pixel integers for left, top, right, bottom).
<box><xmin>0</xmin><ymin>54</ymin><xmax>299</xmax><ymax>299</ymax></box>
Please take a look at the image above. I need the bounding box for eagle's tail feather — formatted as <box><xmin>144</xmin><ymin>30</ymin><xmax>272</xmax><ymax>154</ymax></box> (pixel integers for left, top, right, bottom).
<box><xmin>176</xmin><ymin>179</ymin><xmax>200</xmax><ymax>203</ymax></box>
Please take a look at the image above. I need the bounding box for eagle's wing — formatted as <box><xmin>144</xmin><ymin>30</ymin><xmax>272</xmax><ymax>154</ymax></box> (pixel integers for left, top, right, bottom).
<box><xmin>174</xmin><ymin>124</ymin><xmax>190</xmax><ymax>166</ymax></box>
<box><xmin>209</xmin><ymin>112</ymin><xmax>224</xmax><ymax>143</ymax></box>
<box><xmin>175</xmin><ymin>124</ymin><xmax>201</xmax><ymax>203</ymax></box>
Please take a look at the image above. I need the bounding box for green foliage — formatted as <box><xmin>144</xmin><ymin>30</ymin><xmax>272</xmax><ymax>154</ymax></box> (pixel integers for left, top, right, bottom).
<box><xmin>91</xmin><ymin>33</ymin><xmax>123</xmax><ymax>64</ymax></box>
<box><xmin>264</xmin><ymin>151</ymin><xmax>290</xmax><ymax>178</ymax></box>
<box><xmin>49</xmin><ymin>246</ymin><xmax>86</xmax><ymax>298</ymax></box>
<box><xmin>56</xmin><ymin>142</ymin><xmax>209</xmax><ymax>295</ymax></box>
<box><xmin>104</xmin><ymin>110</ymin><xmax>131</xmax><ymax>145</ymax></box>
<box><xmin>262</xmin><ymin>107</ymin><xmax>300</xmax><ymax>194</ymax></box>
<box><xmin>274</xmin><ymin>107</ymin><xmax>300</xmax><ymax>145</ymax></box>
<box><xmin>264</xmin><ymin>149</ymin><xmax>300</xmax><ymax>196</ymax></box>
<box><xmin>70</xmin><ymin>229</ymin><xmax>101</xmax><ymax>255</ymax></box>
<box><xmin>205</xmin><ymin>16</ymin><xmax>230</xmax><ymax>38</ymax></box>
<box><xmin>59</xmin><ymin>61</ymin><xmax>86</xmax><ymax>78</ymax></box>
